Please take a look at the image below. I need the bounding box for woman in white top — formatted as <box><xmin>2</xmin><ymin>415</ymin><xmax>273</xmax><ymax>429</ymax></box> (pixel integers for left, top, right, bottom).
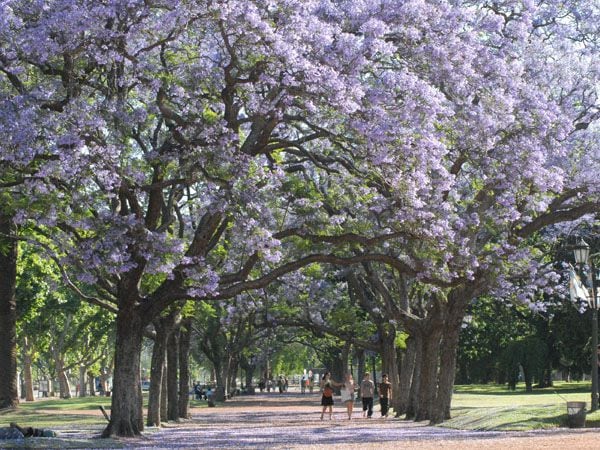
<box><xmin>340</xmin><ymin>373</ymin><xmax>355</xmax><ymax>420</ymax></box>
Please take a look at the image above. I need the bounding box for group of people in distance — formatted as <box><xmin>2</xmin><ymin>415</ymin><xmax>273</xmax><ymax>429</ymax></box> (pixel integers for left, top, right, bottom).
<box><xmin>319</xmin><ymin>371</ymin><xmax>392</xmax><ymax>420</ymax></box>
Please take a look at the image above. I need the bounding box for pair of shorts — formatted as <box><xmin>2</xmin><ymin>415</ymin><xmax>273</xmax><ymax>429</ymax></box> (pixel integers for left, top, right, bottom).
<box><xmin>321</xmin><ymin>395</ymin><xmax>334</xmax><ymax>406</ymax></box>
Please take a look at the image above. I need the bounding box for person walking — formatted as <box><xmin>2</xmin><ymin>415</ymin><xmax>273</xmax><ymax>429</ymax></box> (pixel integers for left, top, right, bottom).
<box><xmin>379</xmin><ymin>374</ymin><xmax>392</xmax><ymax>417</ymax></box>
<box><xmin>320</xmin><ymin>371</ymin><xmax>338</xmax><ymax>420</ymax></box>
<box><xmin>340</xmin><ymin>373</ymin><xmax>355</xmax><ymax>420</ymax></box>
<box><xmin>193</xmin><ymin>382</ymin><xmax>202</xmax><ymax>400</ymax></box>
<box><xmin>360</xmin><ymin>372</ymin><xmax>375</xmax><ymax>418</ymax></box>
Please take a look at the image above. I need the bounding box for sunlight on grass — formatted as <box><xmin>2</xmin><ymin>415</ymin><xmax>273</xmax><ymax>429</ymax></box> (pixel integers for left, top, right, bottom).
<box><xmin>444</xmin><ymin>381</ymin><xmax>600</xmax><ymax>431</ymax></box>
<box><xmin>16</xmin><ymin>396</ymin><xmax>113</xmax><ymax>411</ymax></box>
<box><xmin>0</xmin><ymin>394</ymin><xmax>208</xmax><ymax>429</ymax></box>
<box><xmin>0</xmin><ymin>397</ymin><xmax>110</xmax><ymax>428</ymax></box>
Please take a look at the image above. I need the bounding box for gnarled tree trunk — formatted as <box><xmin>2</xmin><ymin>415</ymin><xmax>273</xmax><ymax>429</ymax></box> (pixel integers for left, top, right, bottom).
<box><xmin>431</xmin><ymin>297</ymin><xmax>468</xmax><ymax>423</ymax></box>
<box><xmin>101</xmin><ymin>305</ymin><xmax>144</xmax><ymax>437</ymax></box>
<box><xmin>414</xmin><ymin>306</ymin><xmax>445</xmax><ymax>421</ymax></box>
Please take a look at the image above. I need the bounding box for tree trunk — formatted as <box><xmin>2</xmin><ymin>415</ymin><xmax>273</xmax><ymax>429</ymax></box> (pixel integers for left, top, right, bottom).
<box><xmin>48</xmin><ymin>376</ymin><xmax>56</xmax><ymax>397</ymax></box>
<box><xmin>412</xmin><ymin>298</ymin><xmax>448</xmax><ymax>423</ymax></box>
<box><xmin>405</xmin><ymin>333</ymin><xmax>422</xmax><ymax>420</ymax></box>
<box><xmin>56</xmin><ymin>359</ymin><xmax>72</xmax><ymax>399</ymax></box>
<box><xmin>321</xmin><ymin>345</ymin><xmax>346</xmax><ymax>388</ymax></box>
<box><xmin>431</xmin><ymin>299</ymin><xmax>467</xmax><ymax>424</ymax></box>
<box><xmin>18</xmin><ymin>371</ymin><xmax>24</xmax><ymax>400</ymax></box>
<box><xmin>396</xmin><ymin>336</ymin><xmax>416</xmax><ymax>417</ymax></box>
<box><xmin>148</xmin><ymin>311</ymin><xmax>181</xmax><ymax>426</ymax></box>
<box><xmin>99</xmin><ymin>368</ymin><xmax>110</xmax><ymax>395</ymax></box>
<box><xmin>87</xmin><ymin>371</ymin><xmax>96</xmax><ymax>396</ymax></box>
<box><xmin>332</xmin><ymin>351</ymin><xmax>346</xmax><ymax>386</ymax></box>
<box><xmin>240</xmin><ymin>355</ymin><xmax>256</xmax><ymax>394</ymax></box>
<box><xmin>356</xmin><ymin>348</ymin><xmax>366</xmax><ymax>394</ymax></box>
<box><xmin>178</xmin><ymin>322</ymin><xmax>191</xmax><ymax>419</ymax></box>
<box><xmin>147</xmin><ymin>320</ymin><xmax>168</xmax><ymax>427</ymax></box>
<box><xmin>22</xmin><ymin>337</ymin><xmax>35</xmax><ymax>402</ymax></box>
<box><xmin>52</xmin><ymin>345</ymin><xmax>71</xmax><ymax>399</ymax></box>
<box><xmin>160</xmin><ymin>362</ymin><xmax>168</xmax><ymax>422</ymax></box>
<box><xmin>167</xmin><ymin>330</ymin><xmax>179</xmax><ymax>421</ymax></box>
<box><xmin>524</xmin><ymin>366</ymin><xmax>533</xmax><ymax>392</ymax></box>
<box><xmin>414</xmin><ymin>324</ymin><xmax>443</xmax><ymax>421</ymax></box>
<box><xmin>78</xmin><ymin>366</ymin><xmax>87</xmax><ymax>398</ymax></box>
<box><xmin>380</xmin><ymin>327</ymin><xmax>399</xmax><ymax>415</ymax></box>
<box><xmin>50</xmin><ymin>313</ymin><xmax>73</xmax><ymax>399</ymax></box>
<box><xmin>341</xmin><ymin>341</ymin><xmax>352</xmax><ymax>375</ymax></box>
<box><xmin>101</xmin><ymin>308</ymin><xmax>144</xmax><ymax>438</ymax></box>
<box><xmin>213</xmin><ymin>360</ymin><xmax>227</xmax><ymax>402</ymax></box>
<box><xmin>227</xmin><ymin>355</ymin><xmax>238</xmax><ymax>396</ymax></box>
<box><xmin>0</xmin><ymin>213</ymin><xmax>18</xmax><ymax>409</ymax></box>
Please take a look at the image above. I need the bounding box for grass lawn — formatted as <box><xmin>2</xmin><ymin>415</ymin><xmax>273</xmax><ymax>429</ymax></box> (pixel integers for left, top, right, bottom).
<box><xmin>0</xmin><ymin>394</ymin><xmax>208</xmax><ymax>428</ymax></box>
<box><xmin>0</xmin><ymin>395</ymin><xmax>112</xmax><ymax>428</ymax></box>
<box><xmin>0</xmin><ymin>395</ymin><xmax>210</xmax><ymax>448</ymax></box>
<box><xmin>445</xmin><ymin>381</ymin><xmax>600</xmax><ymax>431</ymax></box>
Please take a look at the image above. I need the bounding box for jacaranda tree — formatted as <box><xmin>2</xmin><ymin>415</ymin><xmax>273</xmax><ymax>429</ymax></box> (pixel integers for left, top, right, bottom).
<box><xmin>1</xmin><ymin>0</ymin><xmax>408</xmax><ymax>436</ymax></box>
<box><xmin>249</xmin><ymin>0</ymin><xmax>600</xmax><ymax>422</ymax></box>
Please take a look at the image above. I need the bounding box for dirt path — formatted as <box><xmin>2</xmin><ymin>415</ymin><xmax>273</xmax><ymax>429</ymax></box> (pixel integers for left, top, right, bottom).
<box><xmin>57</xmin><ymin>392</ymin><xmax>600</xmax><ymax>448</ymax></box>
<box><xmin>9</xmin><ymin>391</ymin><xmax>600</xmax><ymax>448</ymax></box>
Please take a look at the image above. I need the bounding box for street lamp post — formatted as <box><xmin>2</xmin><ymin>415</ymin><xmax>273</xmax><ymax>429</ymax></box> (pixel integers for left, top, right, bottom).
<box><xmin>573</xmin><ymin>238</ymin><xmax>599</xmax><ymax>412</ymax></box>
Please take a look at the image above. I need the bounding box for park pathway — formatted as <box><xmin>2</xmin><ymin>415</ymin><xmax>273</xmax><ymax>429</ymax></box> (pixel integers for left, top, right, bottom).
<box><xmin>51</xmin><ymin>390</ymin><xmax>600</xmax><ymax>449</ymax></box>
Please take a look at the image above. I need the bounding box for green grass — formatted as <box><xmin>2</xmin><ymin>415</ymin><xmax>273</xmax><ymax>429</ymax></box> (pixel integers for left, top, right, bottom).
<box><xmin>0</xmin><ymin>395</ymin><xmax>210</xmax><ymax>448</ymax></box>
<box><xmin>0</xmin><ymin>396</ymin><xmax>113</xmax><ymax>427</ymax></box>
<box><xmin>443</xmin><ymin>381</ymin><xmax>600</xmax><ymax>431</ymax></box>
<box><xmin>0</xmin><ymin>395</ymin><xmax>208</xmax><ymax>428</ymax></box>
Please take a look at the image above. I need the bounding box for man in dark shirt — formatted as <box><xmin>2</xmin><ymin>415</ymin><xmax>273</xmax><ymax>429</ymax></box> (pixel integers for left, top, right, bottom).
<box><xmin>379</xmin><ymin>374</ymin><xmax>392</xmax><ymax>417</ymax></box>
